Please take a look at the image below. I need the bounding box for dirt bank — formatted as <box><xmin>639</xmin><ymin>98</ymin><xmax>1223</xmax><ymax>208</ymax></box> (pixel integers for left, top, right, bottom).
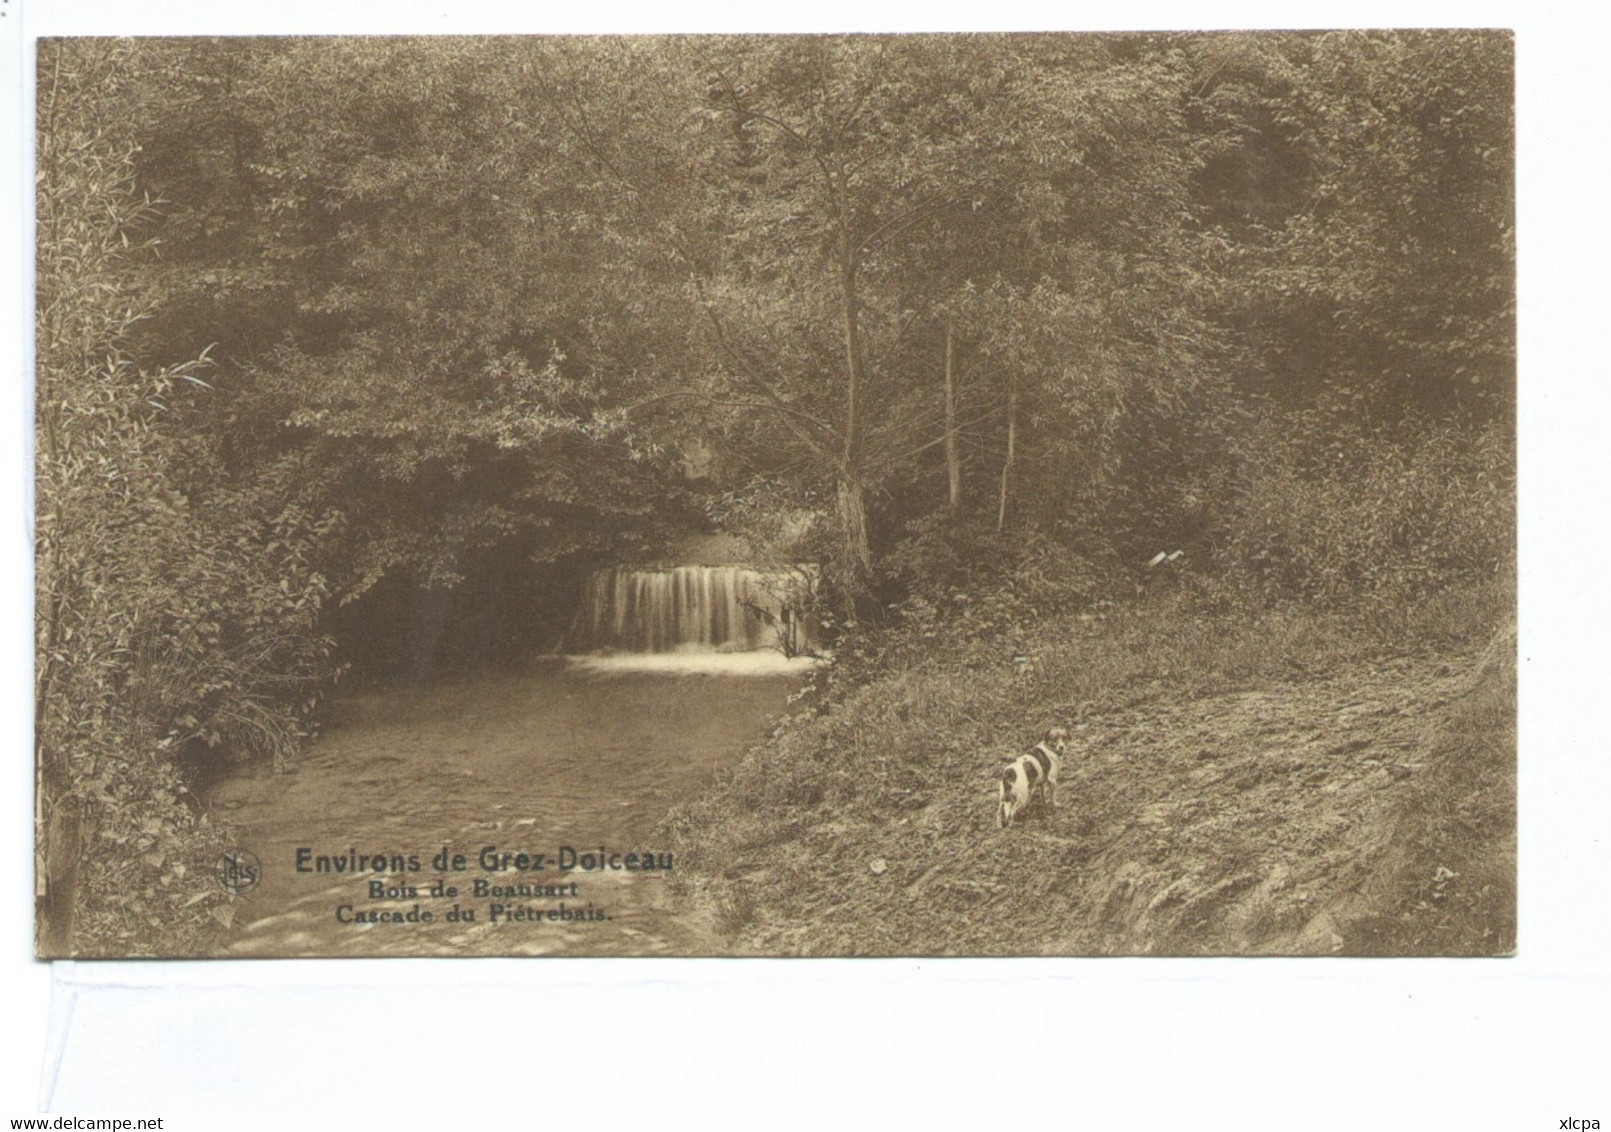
<box><xmin>669</xmin><ymin>612</ymin><xmax>1515</xmax><ymax>956</ymax></box>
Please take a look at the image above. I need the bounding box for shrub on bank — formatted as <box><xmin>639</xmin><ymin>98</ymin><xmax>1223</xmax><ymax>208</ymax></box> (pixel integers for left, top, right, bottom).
<box><xmin>1212</xmin><ymin>418</ymin><xmax>1513</xmax><ymax>611</ymax></box>
<box><xmin>35</xmin><ymin>43</ymin><xmax>342</xmax><ymax>955</ymax></box>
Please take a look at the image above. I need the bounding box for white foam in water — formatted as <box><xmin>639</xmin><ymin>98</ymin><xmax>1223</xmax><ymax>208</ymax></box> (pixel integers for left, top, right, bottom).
<box><xmin>568</xmin><ymin>650</ymin><xmax>824</xmax><ymax>676</ymax></box>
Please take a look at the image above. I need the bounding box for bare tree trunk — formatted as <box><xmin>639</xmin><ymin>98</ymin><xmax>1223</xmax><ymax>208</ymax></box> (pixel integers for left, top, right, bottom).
<box><xmin>945</xmin><ymin>323</ymin><xmax>961</xmax><ymax>513</ymax></box>
<box><xmin>834</xmin><ymin>171</ymin><xmax>874</xmax><ymax>615</ymax></box>
<box><xmin>837</xmin><ymin>470</ymin><xmax>876</xmax><ymax>618</ymax></box>
<box><xmin>836</xmin><ymin>467</ymin><xmax>872</xmax><ymax>583</ymax></box>
<box><xmin>997</xmin><ymin>375</ymin><xmax>1018</xmax><ymax>532</ymax></box>
<box><xmin>837</xmin><ymin>174</ymin><xmax>865</xmax><ymax>479</ymax></box>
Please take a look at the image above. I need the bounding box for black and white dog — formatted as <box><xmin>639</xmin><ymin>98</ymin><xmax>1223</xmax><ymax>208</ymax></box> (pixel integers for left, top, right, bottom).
<box><xmin>997</xmin><ymin>727</ymin><xmax>1070</xmax><ymax>829</ymax></box>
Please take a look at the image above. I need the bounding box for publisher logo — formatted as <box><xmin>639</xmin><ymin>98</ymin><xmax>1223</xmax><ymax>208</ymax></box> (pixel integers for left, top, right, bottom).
<box><xmin>216</xmin><ymin>849</ymin><xmax>261</xmax><ymax>894</ymax></box>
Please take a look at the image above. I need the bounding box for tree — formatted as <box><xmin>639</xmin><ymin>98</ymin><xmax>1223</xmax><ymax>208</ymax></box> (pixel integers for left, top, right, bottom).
<box><xmin>529</xmin><ymin>35</ymin><xmax>1229</xmax><ymax>608</ymax></box>
<box><xmin>1184</xmin><ymin>30</ymin><xmax>1515</xmax><ymax>601</ymax></box>
<box><xmin>1195</xmin><ymin>30</ymin><xmax>1513</xmax><ymax>428</ymax></box>
<box><xmin>124</xmin><ymin>39</ymin><xmax>694</xmax><ymax>654</ymax></box>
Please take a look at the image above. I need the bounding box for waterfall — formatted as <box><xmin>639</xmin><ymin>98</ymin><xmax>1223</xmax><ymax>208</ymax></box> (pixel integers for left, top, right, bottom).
<box><xmin>573</xmin><ymin>566</ymin><xmax>819</xmax><ymax>656</ymax></box>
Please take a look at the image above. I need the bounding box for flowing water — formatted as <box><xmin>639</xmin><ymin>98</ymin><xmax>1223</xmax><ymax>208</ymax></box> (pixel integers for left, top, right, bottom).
<box><xmin>575</xmin><ymin>565</ymin><xmax>819</xmax><ymax>655</ymax></box>
<box><xmin>210</xmin><ymin>567</ymin><xmax>815</xmax><ymax>958</ymax></box>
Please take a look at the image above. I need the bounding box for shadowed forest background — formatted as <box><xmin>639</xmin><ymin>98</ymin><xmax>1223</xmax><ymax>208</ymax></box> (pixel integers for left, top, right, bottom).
<box><xmin>35</xmin><ymin>32</ymin><xmax>1513</xmax><ymax>956</ymax></box>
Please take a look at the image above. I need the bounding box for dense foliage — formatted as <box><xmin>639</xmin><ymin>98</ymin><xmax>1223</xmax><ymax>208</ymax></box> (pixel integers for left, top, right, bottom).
<box><xmin>35</xmin><ymin>31</ymin><xmax>1513</xmax><ymax>952</ymax></box>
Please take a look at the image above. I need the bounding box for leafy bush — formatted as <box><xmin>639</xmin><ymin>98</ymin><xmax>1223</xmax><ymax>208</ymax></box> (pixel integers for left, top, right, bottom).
<box><xmin>1212</xmin><ymin>418</ymin><xmax>1513</xmax><ymax>611</ymax></box>
<box><xmin>886</xmin><ymin>512</ymin><xmax>1127</xmax><ymax>609</ymax></box>
<box><xmin>36</xmin><ymin>41</ymin><xmax>343</xmax><ymax>955</ymax></box>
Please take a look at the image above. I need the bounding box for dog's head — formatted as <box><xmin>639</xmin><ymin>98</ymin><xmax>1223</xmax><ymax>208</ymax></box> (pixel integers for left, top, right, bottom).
<box><xmin>1044</xmin><ymin>726</ymin><xmax>1071</xmax><ymax>754</ymax></box>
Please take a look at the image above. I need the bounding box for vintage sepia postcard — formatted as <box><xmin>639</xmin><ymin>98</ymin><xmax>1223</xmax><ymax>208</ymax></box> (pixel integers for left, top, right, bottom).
<box><xmin>33</xmin><ymin>30</ymin><xmax>1515</xmax><ymax>959</ymax></box>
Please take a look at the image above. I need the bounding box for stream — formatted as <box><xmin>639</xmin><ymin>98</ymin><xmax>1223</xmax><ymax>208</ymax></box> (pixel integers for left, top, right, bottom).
<box><xmin>207</xmin><ymin>654</ymin><xmax>808</xmax><ymax>957</ymax></box>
